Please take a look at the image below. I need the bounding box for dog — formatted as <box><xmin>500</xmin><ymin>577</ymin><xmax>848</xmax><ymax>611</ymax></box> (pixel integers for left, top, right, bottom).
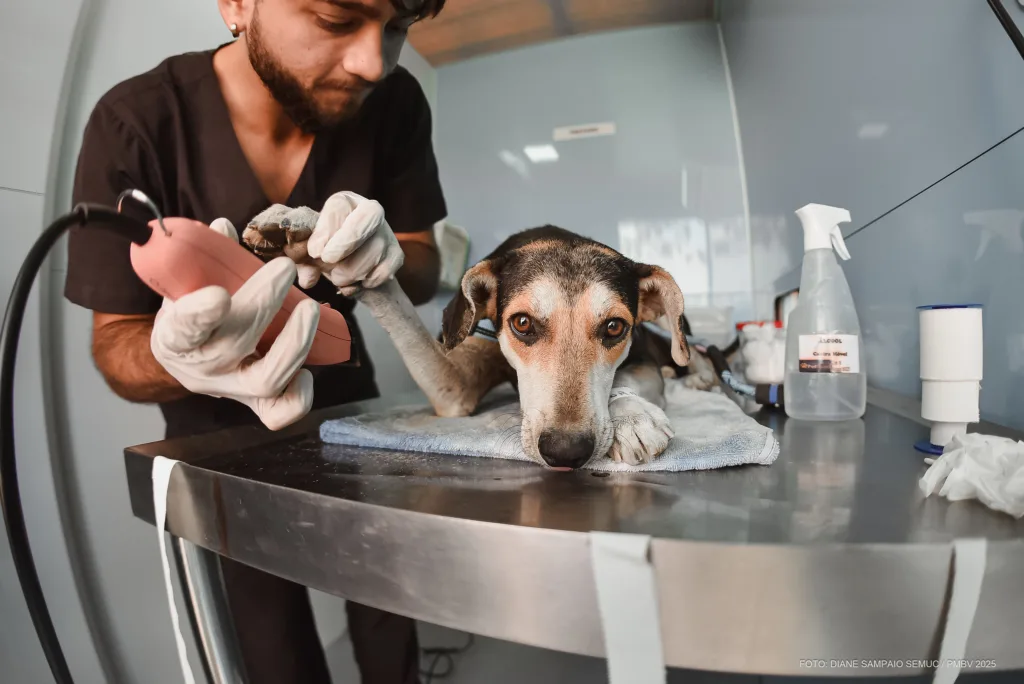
<box><xmin>244</xmin><ymin>210</ymin><xmax>718</xmax><ymax>469</ymax></box>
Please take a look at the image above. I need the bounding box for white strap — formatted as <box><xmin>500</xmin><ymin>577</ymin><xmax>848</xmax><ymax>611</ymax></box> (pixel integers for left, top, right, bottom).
<box><xmin>153</xmin><ymin>456</ymin><xmax>197</xmax><ymax>684</ymax></box>
<box><xmin>590</xmin><ymin>532</ymin><xmax>666</xmax><ymax>684</ymax></box>
<box><xmin>932</xmin><ymin>538</ymin><xmax>987</xmax><ymax>684</ymax></box>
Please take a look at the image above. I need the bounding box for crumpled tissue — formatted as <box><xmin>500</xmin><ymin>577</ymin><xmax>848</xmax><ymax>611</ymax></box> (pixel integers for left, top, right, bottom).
<box><xmin>919</xmin><ymin>433</ymin><xmax>1024</xmax><ymax>518</ymax></box>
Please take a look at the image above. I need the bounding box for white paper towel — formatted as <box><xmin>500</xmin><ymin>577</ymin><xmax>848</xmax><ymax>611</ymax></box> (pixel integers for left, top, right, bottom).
<box><xmin>918</xmin><ymin>306</ymin><xmax>983</xmax><ymax>447</ymax></box>
<box><xmin>920</xmin><ymin>433</ymin><xmax>1024</xmax><ymax>518</ymax></box>
<box><xmin>932</xmin><ymin>539</ymin><xmax>987</xmax><ymax>684</ymax></box>
<box><xmin>921</xmin><ymin>380</ymin><xmax>981</xmax><ymax>423</ymax></box>
<box><xmin>590</xmin><ymin>533</ymin><xmax>665</xmax><ymax>684</ymax></box>
<box><xmin>153</xmin><ymin>456</ymin><xmax>197</xmax><ymax>684</ymax></box>
<box><xmin>919</xmin><ymin>307</ymin><xmax>983</xmax><ymax>381</ymax></box>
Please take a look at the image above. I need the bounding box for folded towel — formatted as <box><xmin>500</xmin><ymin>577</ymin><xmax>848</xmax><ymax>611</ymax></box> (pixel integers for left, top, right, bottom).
<box><xmin>320</xmin><ymin>381</ymin><xmax>779</xmax><ymax>472</ymax></box>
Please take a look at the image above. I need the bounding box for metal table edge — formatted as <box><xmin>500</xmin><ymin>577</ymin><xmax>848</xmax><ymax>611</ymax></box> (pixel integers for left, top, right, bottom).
<box><xmin>128</xmin><ymin>452</ymin><xmax>1024</xmax><ymax>554</ymax></box>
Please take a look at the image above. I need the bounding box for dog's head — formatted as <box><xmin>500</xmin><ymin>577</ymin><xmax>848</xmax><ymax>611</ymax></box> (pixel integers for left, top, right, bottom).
<box><xmin>441</xmin><ymin>226</ymin><xmax>689</xmax><ymax>469</ymax></box>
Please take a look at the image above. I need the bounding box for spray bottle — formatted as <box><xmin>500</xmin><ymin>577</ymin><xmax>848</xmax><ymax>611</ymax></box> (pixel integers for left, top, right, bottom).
<box><xmin>783</xmin><ymin>203</ymin><xmax>866</xmax><ymax>420</ymax></box>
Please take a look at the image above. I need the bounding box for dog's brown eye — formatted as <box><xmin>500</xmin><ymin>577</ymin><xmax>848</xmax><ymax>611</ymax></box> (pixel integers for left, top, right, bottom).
<box><xmin>605</xmin><ymin>319</ymin><xmax>627</xmax><ymax>339</ymax></box>
<box><xmin>510</xmin><ymin>314</ymin><xmax>534</xmax><ymax>336</ymax></box>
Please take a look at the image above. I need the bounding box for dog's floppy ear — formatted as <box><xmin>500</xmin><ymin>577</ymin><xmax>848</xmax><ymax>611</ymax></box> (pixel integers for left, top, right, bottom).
<box><xmin>440</xmin><ymin>261</ymin><xmax>499</xmax><ymax>350</ymax></box>
<box><xmin>636</xmin><ymin>264</ymin><xmax>690</xmax><ymax>366</ymax></box>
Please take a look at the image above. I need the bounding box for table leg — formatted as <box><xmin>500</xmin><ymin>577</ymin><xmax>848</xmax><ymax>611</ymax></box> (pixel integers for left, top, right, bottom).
<box><xmin>173</xmin><ymin>537</ymin><xmax>249</xmax><ymax>684</ymax></box>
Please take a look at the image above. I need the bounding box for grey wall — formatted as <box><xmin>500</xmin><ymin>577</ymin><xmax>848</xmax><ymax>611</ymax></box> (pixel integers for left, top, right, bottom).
<box><xmin>433</xmin><ymin>22</ymin><xmax>752</xmax><ymax>322</ymax></box>
<box><xmin>720</xmin><ymin>0</ymin><xmax>1024</xmax><ymax>430</ymax></box>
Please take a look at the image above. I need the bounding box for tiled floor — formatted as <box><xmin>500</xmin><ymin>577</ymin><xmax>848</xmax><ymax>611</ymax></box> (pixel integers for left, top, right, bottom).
<box><xmin>326</xmin><ymin>622</ymin><xmax>746</xmax><ymax>684</ymax></box>
<box><xmin>326</xmin><ymin>622</ymin><xmax>1021</xmax><ymax>684</ymax></box>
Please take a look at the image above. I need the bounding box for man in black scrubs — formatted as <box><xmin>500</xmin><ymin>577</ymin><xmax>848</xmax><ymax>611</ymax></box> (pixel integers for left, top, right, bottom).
<box><xmin>63</xmin><ymin>1</ymin><xmax>447</xmax><ymax>682</ymax></box>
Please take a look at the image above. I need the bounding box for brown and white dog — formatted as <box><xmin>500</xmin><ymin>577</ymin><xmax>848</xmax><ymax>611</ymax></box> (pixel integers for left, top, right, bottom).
<box><xmin>245</xmin><ymin>216</ymin><xmax>716</xmax><ymax>469</ymax></box>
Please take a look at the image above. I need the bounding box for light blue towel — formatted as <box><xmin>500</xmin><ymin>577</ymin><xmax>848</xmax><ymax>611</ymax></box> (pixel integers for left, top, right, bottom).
<box><xmin>320</xmin><ymin>382</ymin><xmax>780</xmax><ymax>472</ymax></box>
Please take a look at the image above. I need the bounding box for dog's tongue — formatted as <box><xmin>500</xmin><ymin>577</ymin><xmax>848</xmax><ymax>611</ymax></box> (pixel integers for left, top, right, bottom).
<box><xmin>550</xmin><ymin>467</ymin><xmax>574</xmax><ymax>472</ymax></box>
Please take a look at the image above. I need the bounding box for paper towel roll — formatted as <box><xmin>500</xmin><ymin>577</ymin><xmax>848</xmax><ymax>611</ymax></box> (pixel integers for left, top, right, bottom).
<box><xmin>919</xmin><ymin>306</ymin><xmax>983</xmax><ymax>381</ymax></box>
<box><xmin>930</xmin><ymin>421</ymin><xmax>968</xmax><ymax>447</ymax></box>
<box><xmin>921</xmin><ymin>380</ymin><xmax>981</xmax><ymax>423</ymax></box>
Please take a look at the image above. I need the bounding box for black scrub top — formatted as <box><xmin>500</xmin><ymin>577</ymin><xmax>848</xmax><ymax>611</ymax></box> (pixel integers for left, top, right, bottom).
<box><xmin>64</xmin><ymin>47</ymin><xmax>447</xmax><ymax>438</ymax></box>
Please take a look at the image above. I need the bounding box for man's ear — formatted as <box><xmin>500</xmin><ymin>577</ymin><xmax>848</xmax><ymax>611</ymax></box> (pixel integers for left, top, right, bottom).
<box><xmin>636</xmin><ymin>265</ymin><xmax>690</xmax><ymax>366</ymax></box>
<box><xmin>440</xmin><ymin>261</ymin><xmax>498</xmax><ymax>350</ymax></box>
<box><xmin>217</xmin><ymin>0</ymin><xmax>251</xmax><ymax>34</ymax></box>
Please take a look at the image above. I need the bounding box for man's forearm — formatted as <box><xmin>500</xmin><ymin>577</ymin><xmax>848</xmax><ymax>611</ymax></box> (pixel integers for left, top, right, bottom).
<box><xmin>92</xmin><ymin>316</ymin><xmax>191</xmax><ymax>403</ymax></box>
<box><xmin>396</xmin><ymin>240</ymin><xmax>441</xmax><ymax>305</ymax></box>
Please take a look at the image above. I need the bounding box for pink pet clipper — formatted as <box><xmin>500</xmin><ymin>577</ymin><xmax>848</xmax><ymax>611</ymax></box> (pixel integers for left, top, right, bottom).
<box><xmin>129</xmin><ymin>217</ymin><xmax>351</xmax><ymax>366</ymax></box>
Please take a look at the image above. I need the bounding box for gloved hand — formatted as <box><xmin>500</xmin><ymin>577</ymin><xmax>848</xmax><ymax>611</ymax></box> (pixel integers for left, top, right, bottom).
<box><xmin>151</xmin><ymin>217</ymin><xmax>319</xmax><ymax>430</ymax></box>
<box><xmin>243</xmin><ymin>191</ymin><xmax>404</xmax><ymax>295</ymax></box>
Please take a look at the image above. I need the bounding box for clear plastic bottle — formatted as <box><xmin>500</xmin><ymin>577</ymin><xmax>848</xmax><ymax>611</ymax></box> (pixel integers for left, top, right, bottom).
<box><xmin>784</xmin><ymin>204</ymin><xmax>867</xmax><ymax>420</ymax></box>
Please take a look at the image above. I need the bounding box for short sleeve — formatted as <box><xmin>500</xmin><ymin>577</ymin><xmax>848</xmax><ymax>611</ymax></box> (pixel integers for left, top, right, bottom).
<box><xmin>375</xmin><ymin>71</ymin><xmax>448</xmax><ymax>234</ymax></box>
<box><xmin>64</xmin><ymin>102</ymin><xmax>163</xmax><ymax>315</ymax></box>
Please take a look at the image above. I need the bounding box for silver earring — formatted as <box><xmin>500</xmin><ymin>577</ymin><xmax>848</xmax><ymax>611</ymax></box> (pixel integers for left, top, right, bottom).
<box><xmin>230</xmin><ymin>23</ymin><xmax>240</xmax><ymax>38</ymax></box>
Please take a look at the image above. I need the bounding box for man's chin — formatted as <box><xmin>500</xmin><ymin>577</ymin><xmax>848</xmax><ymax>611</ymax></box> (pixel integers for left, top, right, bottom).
<box><xmin>321</xmin><ymin>90</ymin><xmax>369</xmax><ymax>115</ymax></box>
<box><xmin>288</xmin><ymin>106</ymin><xmax>352</xmax><ymax>134</ymax></box>
<box><xmin>282</xmin><ymin>90</ymin><xmax>369</xmax><ymax>133</ymax></box>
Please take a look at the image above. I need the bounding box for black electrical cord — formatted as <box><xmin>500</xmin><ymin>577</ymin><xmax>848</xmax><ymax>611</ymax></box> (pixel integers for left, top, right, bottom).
<box><xmin>988</xmin><ymin>0</ymin><xmax>1024</xmax><ymax>61</ymax></box>
<box><xmin>700</xmin><ymin>343</ymin><xmax>784</xmax><ymax>410</ymax></box>
<box><xmin>420</xmin><ymin>633</ymin><xmax>475</xmax><ymax>683</ymax></box>
<box><xmin>1</xmin><ymin>203</ymin><xmax>152</xmax><ymax>684</ymax></box>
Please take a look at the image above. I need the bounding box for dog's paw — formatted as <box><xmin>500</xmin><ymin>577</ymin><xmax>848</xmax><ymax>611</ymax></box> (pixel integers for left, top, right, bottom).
<box><xmin>682</xmin><ymin>352</ymin><xmax>718</xmax><ymax>391</ymax></box>
<box><xmin>607</xmin><ymin>394</ymin><xmax>674</xmax><ymax>466</ymax></box>
<box><xmin>243</xmin><ymin>205</ymin><xmax>319</xmax><ymax>261</ymax></box>
<box><xmin>243</xmin><ymin>205</ymin><xmax>324</xmax><ymax>288</ymax></box>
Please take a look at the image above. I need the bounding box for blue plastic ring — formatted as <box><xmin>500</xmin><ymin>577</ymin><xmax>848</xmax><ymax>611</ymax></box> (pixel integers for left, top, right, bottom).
<box><xmin>913</xmin><ymin>440</ymin><xmax>945</xmax><ymax>455</ymax></box>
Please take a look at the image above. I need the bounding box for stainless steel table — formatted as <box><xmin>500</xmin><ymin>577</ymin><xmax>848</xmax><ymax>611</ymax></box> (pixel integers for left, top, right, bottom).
<box><xmin>124</xmin><ymin>389</ymin><xmax>1024</xmax><ymax>680</ymax></box>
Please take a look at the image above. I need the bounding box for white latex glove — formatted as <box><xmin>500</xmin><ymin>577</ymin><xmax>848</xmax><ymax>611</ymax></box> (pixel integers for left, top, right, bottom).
<box><xmin>303</xmin><ymin>191</ymin><xmax>404</xmax><ymax>295</ymax></box>
<box><xmin>920</xmin><ymin>432</ymin><xmax>1024</xmax><ymax>518</ymax></box>
<box><xmin>151</xmin><ymin>217</ymin><xmax>319</xmax><ymax>430</ymax></box>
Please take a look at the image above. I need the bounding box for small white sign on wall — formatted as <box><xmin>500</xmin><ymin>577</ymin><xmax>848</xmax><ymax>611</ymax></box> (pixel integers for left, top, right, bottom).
<box><xmin>553</xmin><ymin>122</ymin><xmax>616</xmax><ymax>141</ymax></box>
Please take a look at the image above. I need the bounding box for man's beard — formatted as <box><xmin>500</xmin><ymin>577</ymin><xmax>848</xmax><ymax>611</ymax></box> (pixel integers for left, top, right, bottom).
<box><xmin>247</xmin><ymin>12</ymin><xmax>368</xmax><ymax>134</ymax></box>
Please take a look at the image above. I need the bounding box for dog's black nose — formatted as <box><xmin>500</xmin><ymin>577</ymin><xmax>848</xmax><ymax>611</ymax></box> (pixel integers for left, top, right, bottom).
<box><xmin>538</xmin><ymin>430</ymin><xmax>595</xmax><ymax>469</ymax></box>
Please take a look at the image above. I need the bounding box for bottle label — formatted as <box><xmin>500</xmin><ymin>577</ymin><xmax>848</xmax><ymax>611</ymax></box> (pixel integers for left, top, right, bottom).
<box><xmin>798</xmin><ymin>334</ymin><xmax>860</xmax><ymax>373</ymax></box>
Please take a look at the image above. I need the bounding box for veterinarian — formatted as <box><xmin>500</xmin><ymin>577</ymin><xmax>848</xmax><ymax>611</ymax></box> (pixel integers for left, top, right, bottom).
<box><xmin>63</xmin><ymin>1</ymin><xmax>447</xmax><ymax>682</ymax></box>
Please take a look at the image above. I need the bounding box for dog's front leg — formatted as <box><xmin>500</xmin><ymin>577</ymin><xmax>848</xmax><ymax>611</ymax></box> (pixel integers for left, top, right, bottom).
<box><xmin>607</xmin><ymin>362</ymin><xmax>674</xmax><ymax>466</ymax></box>
<box><xmin>356</xmin><ymin>280</ymin><xmax>510</xmax><ymax>417</ymax></box>
<box><xmin>612</xmin><ymin>361</ymin><xmax>666</xmax><ymax>407</ymax></box>
<box><xmin>240</xmin><ymin>205</ymin><xmax>510</xmax><ymax>418</ymax></box>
